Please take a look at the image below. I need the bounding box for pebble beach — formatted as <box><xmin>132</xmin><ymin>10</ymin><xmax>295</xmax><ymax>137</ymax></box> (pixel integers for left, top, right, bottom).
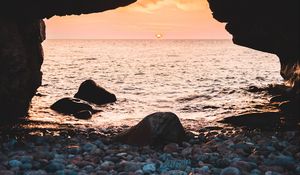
<box><xmin>1</xmin><ymin>121</ymin><xmax>299</xmax><ymax>175</ymax></box>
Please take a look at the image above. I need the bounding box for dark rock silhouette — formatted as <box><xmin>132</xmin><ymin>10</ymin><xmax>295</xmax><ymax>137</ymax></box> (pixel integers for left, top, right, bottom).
<box><xmin>0</xmin><ymin>20</ymin><xmax>45</xmax><ymax>119</ymax></box>
<box><xmin>74</xmin><ymin>80</ymin><xmax>117</xmax><ymax>105</ymax></box>
<box><xmin>0</xmin><ymin>0</ymin><xmax>136</xmax><ymax>119</ymax></box>
<box><xmin>74</xmin><ymin>110</ymin><xmax>93</xmax><ymax>120</ymax></box>
<box><xmin>208</xmin><ymin>0</ymin><xmax>300</xmax><ymax>91</ymax></box>
<box><xmin>50</xmin><ymin>97</ymin><xmax>99</xmax><ymax>119</ymax></box>
<box><xmin>0</xmin><ymin>0</ymin><xmax>137</xmax><ymax>19</ymax></box>
<box><xmin>115</xmin><ymin>112</ymin><xmax>186</xmax><ymax>146</ymax></box>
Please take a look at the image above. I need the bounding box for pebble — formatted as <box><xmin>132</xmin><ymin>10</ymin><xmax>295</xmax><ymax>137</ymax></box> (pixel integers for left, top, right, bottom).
<box><xmin>82</xmin><ymin>143</ymin><xmax>97</xmax><ymax>152</ymax></box>
<box><xmin>21</xmin><ymin>162</ymin><xmax>33</xmax><ymax>170</ymax></box>
<box><xmin>0</xmin><ymin>170</ymin><xmax>14</xmax><ymax>175</ymax></box>
<box><xmin>120</xmin><ymin>161</ymin><xmax>142</xmax><ymax>172</ymax></box>
<box><xmin>220</xmin><ymin>167</ymin><xmax>241</xmax><ymax>175</ymax></box>
<box><xmin>8</xmin><ymin>160</ymin><xmax>22</xmax><ymax>168</ymax></box>
<box><xmin>45</xmin><ymin>162</ymin><xmax>65</xmax><ymax>173</ymax></box>
<box><xmin>197</xmin><ymin>166</ymin><xmax>210</xmax><ymax>174</ymax></box>
<box><xmin>159</xmin><ymin>159</ymin><xmax>191</xmax><ymax>172</ymax></box>
<box><xmin>265</xmin><ymin>171</ymin><xmax>281</xmax><ymax>175</ymax></box>
<box><xmin>142</xmin><ymin>163</ymin><xmax>156</xmax><ymax>173</ymax></box>
<box><xmin>24</xmin><ymin>170</ymin><xmax>48</xmax><ymax>175</ymax></box>
<box><xmin>264</xmin><ymin>155</ymin><xmax>295</xmax><ymax>168</ymax></box>
<box><xmin>250</xmin><ymin>169</ymin><xmax>262</xmax><ymax>175</ymax></box>
<box><xmin>163</xmin><ymin>170</ymin><xmax>188</xmax><ymax>175</ymax></box>
<box><xmin>0</xmin><ymin>125</ymin><xmax>299</xmax><ymax>175</ymax></box>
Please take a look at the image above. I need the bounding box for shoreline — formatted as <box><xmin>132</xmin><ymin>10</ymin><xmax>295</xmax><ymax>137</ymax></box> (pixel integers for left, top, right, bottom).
<box><xmin>0</xmin><ymin>117</ymin><xmax>299</xmax><ymax>175</ymax></box>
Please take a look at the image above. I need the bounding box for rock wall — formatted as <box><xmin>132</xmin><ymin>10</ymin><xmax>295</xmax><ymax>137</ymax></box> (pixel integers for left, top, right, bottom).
<box><xmin>0</xmin><ymin>19</ymin><xmax>45</xmax><ymax>119</ymax></box>
<box><xmin>208</xmin><ymin>0</ymin><xmax>300</xmax><ymax>90</ymax></box>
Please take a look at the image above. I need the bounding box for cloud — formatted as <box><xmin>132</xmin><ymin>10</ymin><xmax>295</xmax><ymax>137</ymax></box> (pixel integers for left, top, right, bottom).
<box><xmin>132</xmin><ymin>0</ymin><xmax>207</xmax><ymax>12</ymax></box>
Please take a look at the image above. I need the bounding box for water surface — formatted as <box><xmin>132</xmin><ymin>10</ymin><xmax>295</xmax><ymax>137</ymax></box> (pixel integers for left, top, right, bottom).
<box><xmin>29</xmin><ymin>40</ymin><xmax>282</xmax><ymax>129</ymax></box>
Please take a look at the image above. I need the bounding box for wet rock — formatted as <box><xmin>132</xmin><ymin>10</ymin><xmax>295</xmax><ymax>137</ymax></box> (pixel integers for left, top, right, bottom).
<box><xmin>74</xmin><ymin>110</ymin><xmax>92</xmax><ymax>120</ymax></box>
<box><xmin>74</xmin><ymin>80</ymin><xmax>117</xmax><ymax>105</ymax></box>
<box><xmin>247</xmin><ymin>86</ymin><xmax>263</xmax><ymax>93</ymax></box>
<box><xmin>219</xmin><ymin>112</ymin><xmax>281</xmax><ymax>129</ymax></box>
<box><xmin>270</xmin><ymin>95</ymin><xmax>290</xmax><ymax>103</ymax></box>
<box><xmin>279</xmin><ymin>101</ymin><xmax>300</xmax><ymax>116</ymax></box>
<box><xmin>50</xmin><ymin>97</ymin><xmax>99</xmax><ymax>117</ymax></box>
<box><xmin>220</xmin><ymin>167</ymin><xmax>241</xmax><ymax>175</ymax></box>
<box><xmin>115</xmin><ymin>112</ymin><xmax>186</xmax><ymax>146</ymax></box>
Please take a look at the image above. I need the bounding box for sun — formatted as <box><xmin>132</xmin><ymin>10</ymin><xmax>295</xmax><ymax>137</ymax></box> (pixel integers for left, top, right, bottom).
<box><xmin>155</xmin><ymin>33</ymin><xmax>163</xmax><ymax>39</ymax></box>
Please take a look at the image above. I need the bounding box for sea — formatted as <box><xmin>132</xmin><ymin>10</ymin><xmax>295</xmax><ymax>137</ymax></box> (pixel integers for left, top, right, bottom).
<box><xmin>29</xmin><ymin>40</ymin><xmax>282</xmax><ymax>130</ymax></box>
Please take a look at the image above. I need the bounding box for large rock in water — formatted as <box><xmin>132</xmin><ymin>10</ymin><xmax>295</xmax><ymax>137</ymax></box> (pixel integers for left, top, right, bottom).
<box><xmin>208</xmin><ymin>0</ymin><xmax>300</xmax><ymax>91</ymax></box>
<box><xmin>0</xmin><ymin>0</ymin><xmax>136</xmax><ymax>119</ymax></box>
<box><xmin>50</xmin><ymin>97</ymin><xmax>100</xmax><ymax>119</ymax></box>
<box><xmin>74</xmin><ymin>80</ymin><xmax>117</xmax><ymax>105</ymax></box>
<box><xmin>115</xmin><ymin>112</ymin><xmax>186</xmax><ymax>146</ymax></box>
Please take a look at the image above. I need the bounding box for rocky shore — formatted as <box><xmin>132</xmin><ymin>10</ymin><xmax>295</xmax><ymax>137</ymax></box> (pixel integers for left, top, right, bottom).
<box><xmin>0</xmin><ymin>119</ymin><xmax>299</xmax><ymax>175</ymax></box>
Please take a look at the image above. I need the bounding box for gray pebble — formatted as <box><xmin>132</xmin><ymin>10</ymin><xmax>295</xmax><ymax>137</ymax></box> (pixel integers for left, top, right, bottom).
<box><xmin>220</xmin><ymin>167</ymin><xmax>241</xmax><ymax>175</ymax></box>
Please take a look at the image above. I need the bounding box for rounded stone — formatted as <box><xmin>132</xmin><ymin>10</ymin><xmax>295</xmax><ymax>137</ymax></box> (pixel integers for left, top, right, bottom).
<box><xmin>220</xmin><ymin>167</ymin><xmax>241</xmax><ymax>175</ymax></box>
<box><xmin>8</xmin><ymin>160</ymin><xmax>22</xmax><ymax>168</ymax></box>
<box><xmin>142</xmin><ymin>163</ymin><xmax>156</xmax><ymax>173</ymax></box>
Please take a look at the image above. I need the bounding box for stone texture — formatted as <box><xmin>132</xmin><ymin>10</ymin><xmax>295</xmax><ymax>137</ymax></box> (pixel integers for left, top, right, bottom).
<box><xmin>115</xmin><ymin>112</ymin><xmax>186</xmax><ymax>146</ymax></box>
<box><xmin>0</xmin><ymin>19</ymin><xmax>45</xmax><ymax>120</ymax></box>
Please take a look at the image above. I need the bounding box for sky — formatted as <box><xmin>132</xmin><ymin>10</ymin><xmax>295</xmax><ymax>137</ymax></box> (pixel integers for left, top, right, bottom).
<box><xmin>46</xmin><ymin>0</ymin><xmax>231</xmax><ymax>39</ymax></box>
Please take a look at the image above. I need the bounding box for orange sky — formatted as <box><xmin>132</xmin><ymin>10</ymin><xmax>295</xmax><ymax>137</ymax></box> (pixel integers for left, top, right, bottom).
<box><xmin>46</xmin><ymin>0</ymin><xmax>231</xmax><ymax>39</ymax></box>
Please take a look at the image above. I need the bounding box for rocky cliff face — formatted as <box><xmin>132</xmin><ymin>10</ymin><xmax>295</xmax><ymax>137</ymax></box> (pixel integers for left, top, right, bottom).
<box><xmin>208</xmin><ymin>0</ymin><xmax>300</xmax><ymax>90</ymax></box>
<box><xmin>0</xmin><ymin>0</ymin><xmax>136</xmax><ymax>120</ymax></box>
<box><xmin>0</xmin><ymin>19</ymin><xmax>45</xmax><ymax>120</ymax></box>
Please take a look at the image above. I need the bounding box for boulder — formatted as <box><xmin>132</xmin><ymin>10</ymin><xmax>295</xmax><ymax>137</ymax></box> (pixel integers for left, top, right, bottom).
<box><xmin>50</xmin><ymin>97</ymin><xmax>99</xmax><ymax>119</ymax></box>
<box><xmin>74</xmin><ymin>80</ymin><xmax>117</xmax><ymax>105</ymax></box>
<box><xmin>115</xmin><ymin>112</ymin><xmax>186</xmax><ymax>146</ymax></box>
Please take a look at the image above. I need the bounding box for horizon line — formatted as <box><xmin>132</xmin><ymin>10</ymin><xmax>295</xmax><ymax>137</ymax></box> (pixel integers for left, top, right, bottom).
<box><xmin>46</xmin><ymin>38</ymin><xmax>232</xmax><ymax>40</ymax></box>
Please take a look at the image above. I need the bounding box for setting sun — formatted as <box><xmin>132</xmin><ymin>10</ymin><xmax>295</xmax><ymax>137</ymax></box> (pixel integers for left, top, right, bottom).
<box><xmin>155</xmin><ymin>33</ymin><xmax>163</xmax><ymax>39</ymax></box>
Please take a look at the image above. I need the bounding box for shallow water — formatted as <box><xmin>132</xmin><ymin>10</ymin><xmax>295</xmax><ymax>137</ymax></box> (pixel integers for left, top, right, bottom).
<box><xmin>29</xmin><ymin>40</ymin><xmax>282</xmax><ymax>129</ymax></box>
